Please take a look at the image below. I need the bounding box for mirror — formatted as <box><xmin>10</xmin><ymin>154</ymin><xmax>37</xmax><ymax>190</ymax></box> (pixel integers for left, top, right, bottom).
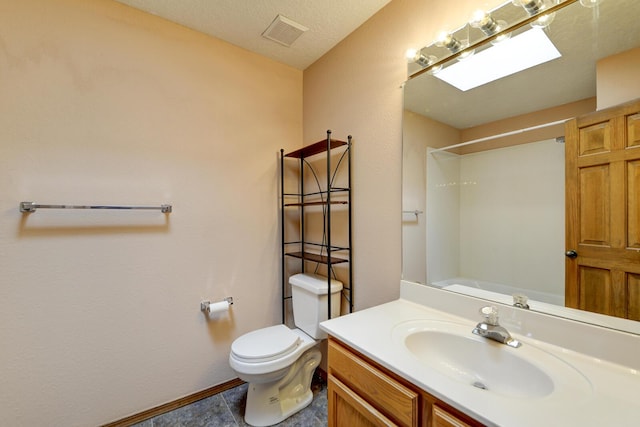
<box><xmin>402</xmin><ymin>0</ymin><xmax>640</xmax><ymax>334</ymax></box>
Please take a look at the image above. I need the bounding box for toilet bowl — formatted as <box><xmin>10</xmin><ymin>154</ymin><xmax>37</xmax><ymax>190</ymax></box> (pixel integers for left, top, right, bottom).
<box><xmin>230</xmin><ymin>325</ymin><xmax>321</xmax><ymax>426</ymax></box>
<box><xmin>229</xmin><ymin>273</ymin><xmax>342</xmax><ymax>426</ymax></box>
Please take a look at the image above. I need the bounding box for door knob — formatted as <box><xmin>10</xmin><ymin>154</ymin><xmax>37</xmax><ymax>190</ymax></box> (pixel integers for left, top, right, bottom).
<box><xmin>565</xmin><ymin>250</ymin><xmax>578</xmax><ymax>259</ymax></box>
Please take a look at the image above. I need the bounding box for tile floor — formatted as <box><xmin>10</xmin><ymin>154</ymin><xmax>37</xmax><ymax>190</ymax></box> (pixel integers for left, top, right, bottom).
<box><xmin>132</xmin><ymin>374</ymin><xmax>327</xmax><ymax>427</ymax></box>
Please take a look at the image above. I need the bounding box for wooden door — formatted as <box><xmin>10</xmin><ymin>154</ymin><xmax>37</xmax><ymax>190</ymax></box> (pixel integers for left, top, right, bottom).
<box><xmin>565</xmin><ymin>99</ymin><xmax>640</xmax><ymax>320</ymax></box>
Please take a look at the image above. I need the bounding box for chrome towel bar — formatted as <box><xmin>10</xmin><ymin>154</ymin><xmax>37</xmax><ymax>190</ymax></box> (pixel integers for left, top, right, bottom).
<box><xmin>20</xmin><ymin>202</ymin><xmax>172</xmax><ymax>213</ymax></box>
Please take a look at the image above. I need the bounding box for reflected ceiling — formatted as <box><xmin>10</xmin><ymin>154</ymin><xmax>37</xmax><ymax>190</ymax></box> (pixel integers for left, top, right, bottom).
<box><xmin>404</xmin><ymin>0</ymin><xmax>640</xmax><ymax>129</ymax></box>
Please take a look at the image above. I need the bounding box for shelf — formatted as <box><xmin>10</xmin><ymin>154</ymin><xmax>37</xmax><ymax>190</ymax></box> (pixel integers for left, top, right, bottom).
<box><xmin>284</xmin><ymin>139</ymin><xmax>348</xmax><ymax>159</ymax></box>
<box><xmin>284</xmin><ymin>201</ymin><xmax>348</xmax><ymax>207</ymax></box>
<box><xmin>283</xmin><ymin>188</ymin><xmax>350</xmax><ymax>198</ymax></box>
<box><xmin>280</xmin><ymin>130</ymin><xmax>353</xmax><ymax>324</ymax></box>
<box><xmin>285</xmin><ymin>251</ymin><xmax>349</xmax><ymax>265</ymax></box>
<box><xmin>284</xmin><ymin>241</ymin><xmax>350</xmax><ymax>252</ymax></box>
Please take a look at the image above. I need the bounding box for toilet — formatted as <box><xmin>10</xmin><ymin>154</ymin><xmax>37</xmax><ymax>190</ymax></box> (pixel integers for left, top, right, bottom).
<box><xmin>229</xmin><ymin>273</ymin><xmax>342</xmax><ymax>427</ymax></box>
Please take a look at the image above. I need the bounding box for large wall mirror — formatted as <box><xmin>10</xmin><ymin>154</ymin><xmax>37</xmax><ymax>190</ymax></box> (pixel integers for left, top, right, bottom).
<box><xmin>402</xmin><ymin>0</ymin><xmax>640</xmax><ymax>334</ymax></box>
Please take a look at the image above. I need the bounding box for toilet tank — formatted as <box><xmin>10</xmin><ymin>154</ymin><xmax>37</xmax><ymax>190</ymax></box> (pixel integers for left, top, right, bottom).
<box><xmin>289</xmin><ymin>273</ymin><xmax>343</xmax><ymax>339</ymax></box>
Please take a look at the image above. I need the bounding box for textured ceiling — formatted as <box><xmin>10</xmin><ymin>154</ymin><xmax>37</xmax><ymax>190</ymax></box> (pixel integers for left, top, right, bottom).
<box><xmin>114</xmin><ymin>0</ymin><xmax>391</xmax><ymax>70</ymax></box>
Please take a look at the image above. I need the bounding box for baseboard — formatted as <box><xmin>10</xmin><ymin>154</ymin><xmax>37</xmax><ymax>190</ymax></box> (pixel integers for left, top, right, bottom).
<box><xmin>101</xmin><ymin>378</ymin><xmax>245</xmax><ymax>427</ymax></box>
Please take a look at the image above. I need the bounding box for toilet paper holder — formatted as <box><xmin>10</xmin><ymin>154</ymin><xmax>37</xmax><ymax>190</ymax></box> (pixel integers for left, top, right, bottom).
<box><xmin>200</xmin><ymin>297</ymin><xmax>234</xmax><ymax>313</ymax></box>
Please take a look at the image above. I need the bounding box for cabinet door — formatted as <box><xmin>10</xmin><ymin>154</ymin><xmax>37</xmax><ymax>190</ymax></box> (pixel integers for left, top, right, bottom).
<box><xmin>328</xmin><ymin>339</ymin><xmax>419</xmax><ymax>426</ymax></box>
<box><xmin>328</xmin><ymin>374</ymin><xmax>398</xmax><ymax>427</ymax></box>
<box><xmin>328</xmin><ymin>337</ymin><xmax>484</xmax><ymax>427</ymax></box>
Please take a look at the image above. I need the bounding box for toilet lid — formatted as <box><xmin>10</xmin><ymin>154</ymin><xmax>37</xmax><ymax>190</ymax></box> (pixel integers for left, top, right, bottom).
<box><xmin>231</xmin><ymin>325</ymin><xmax>301</xmax><ymax>363</ymax></box>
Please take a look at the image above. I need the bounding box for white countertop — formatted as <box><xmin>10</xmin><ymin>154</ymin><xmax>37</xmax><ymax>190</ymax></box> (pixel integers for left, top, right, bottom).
<box><xmin>320</xmin><ymin>283</ymin><xmax>640</xmax><ymax>427</ymax></box>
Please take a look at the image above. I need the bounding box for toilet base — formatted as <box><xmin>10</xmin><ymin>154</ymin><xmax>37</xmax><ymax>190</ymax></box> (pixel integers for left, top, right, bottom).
<box><xmin>244</xmin><ymin>348</ymin><xmax>321</xmax><ymax>427</ymax></box>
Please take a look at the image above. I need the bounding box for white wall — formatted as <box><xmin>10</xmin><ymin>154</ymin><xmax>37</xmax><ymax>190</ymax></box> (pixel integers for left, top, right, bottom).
<box><xmin>425</xmin><ymin>140</ymin><xmax>565</xmax><ymax>295</ymax></box>
<box><xmin>0</xmin><ymin>0</ymin><xmax>301</xmax><ymax>425</ymax></box>
<box><xmin>426</xmin><ymin>150</ymin><xmax>461</xmax><ymax>284</ymax></box>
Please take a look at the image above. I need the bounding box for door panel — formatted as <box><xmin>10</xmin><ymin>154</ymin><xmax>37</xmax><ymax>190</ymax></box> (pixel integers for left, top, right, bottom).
<box><xmin>578</xmin><ymin>122</ymin><xmax>610</xmax><ymax>155</ymax></box>
<box><xmin>579</xmin><ymin>165</ymin><xmax>610</xmax><ymax>246</ymax></box>
<box><xmin>628</xmin><ymin>160</ymin><xmax>640</xmax><ymax>249</ymax></box>
<box><xmin>628</xmin><ymin>113</ymin><xmax>640</xmax><ymax>148</ymax></box>
<box><xmin>628</xmin><ymin>274</ymin><xmax>640</xmax><ymax>321</ymax></box>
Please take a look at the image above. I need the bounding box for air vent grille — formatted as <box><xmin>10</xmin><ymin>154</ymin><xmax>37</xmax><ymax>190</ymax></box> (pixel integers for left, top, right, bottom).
<box><xmin>262</xmin><ymin>15</ymin><xmax>308</xmax><ymax>47</ymax></box>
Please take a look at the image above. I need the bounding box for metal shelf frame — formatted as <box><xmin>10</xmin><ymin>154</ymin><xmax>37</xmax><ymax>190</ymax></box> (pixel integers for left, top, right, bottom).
<box><xmin>280</xmin><ymin>130</ymin><xmax>353</xmax><ymax>324</ymax></box>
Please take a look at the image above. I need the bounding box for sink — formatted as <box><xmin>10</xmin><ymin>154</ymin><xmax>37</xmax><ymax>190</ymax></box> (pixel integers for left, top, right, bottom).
<box><xmin>392</xmin><ymin>319</ymin><xmax>592</xmax><ymax>399</ymax></box>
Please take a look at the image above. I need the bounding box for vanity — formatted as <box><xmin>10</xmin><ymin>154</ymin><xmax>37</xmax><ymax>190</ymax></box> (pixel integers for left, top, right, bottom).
<box><xmin>326</xmin><ymin>338</ymin><xmax>477</xmax><ymax>427</ymax></box>
<box><xmin>326</xmin><ymin>335</ymin><xmax>480</xmax><ymax>427</ymax></box>
<box><xmin>320</xmin><ymin>281</ymin><xmax>640</xmax><ymax>427</ymax></box>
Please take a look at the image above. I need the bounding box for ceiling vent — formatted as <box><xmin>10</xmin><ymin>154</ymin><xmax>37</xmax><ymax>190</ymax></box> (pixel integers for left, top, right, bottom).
<box><xmin>262</xmin><ymin>15</ymin><xmax>308</xmax><ymax>47</ymax></box>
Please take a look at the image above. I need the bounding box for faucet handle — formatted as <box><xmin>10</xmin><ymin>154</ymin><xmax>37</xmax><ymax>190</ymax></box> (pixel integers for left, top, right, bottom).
<box><xmin>479</xmin><ymin>306</ymin><xmax>499</xmax><ymax>325</ymax></box>
<box><xmin>513</xmin><ymin>294</ymin><xmax>530</xmax><ymax>309</ymax></box>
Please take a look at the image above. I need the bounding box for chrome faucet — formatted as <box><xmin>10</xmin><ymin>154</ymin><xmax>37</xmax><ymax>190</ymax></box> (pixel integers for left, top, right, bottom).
<box><xmin>472</xmin><ymin>306</ymin><xmax>522</xmax><ymax>348</ymax></box>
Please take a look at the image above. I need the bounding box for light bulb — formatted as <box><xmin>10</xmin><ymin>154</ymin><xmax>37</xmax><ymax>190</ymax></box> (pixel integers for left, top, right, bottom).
<box><xmin>469</xmin><ymin>10</ymin><xmax>511</xmax><ymax>43</ymax></box>
<box><xmin>530</xmin><ymin>12</ymin><xmax>555</xmax><ymax>28</ymax></box>
<box><xmin>405</xmin><ymin>48</ymin><xmax>419</xmax><ymax>62</ymax></box>
<box><xmin>457</xmin><ymin>46</ymin><xmax>475</xmax><ymax>61</ymax></box>
<box><xmin>470</xmin><ymin>10</ymin><xmax>499</xmax><ymax>34</ymax></box>
<box><xmin>405</xmin><ymin>49</ymin><xmax>442</xmax><ymax>72</ymax></box>
<box><xmin>512</xmin><ymin>0</ymin><xmax>545</xmax><ymax>15</ymax></box>
<box><xmin>435</xmin><ymin>32</ymin><xmax>462</xmax><ymax>53</ymax></box>
<box><xmin>513</xmin><ymin>0</ymin><xmax>557</xmax><ymax>28</ymax></box>
<box><xmin>491</xmin><ymin>24</ymin><xmax>512</xmax><ymax>44</ymax></box>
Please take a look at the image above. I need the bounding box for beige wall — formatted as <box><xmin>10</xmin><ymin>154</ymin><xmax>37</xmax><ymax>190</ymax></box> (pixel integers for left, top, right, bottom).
<box><xmin>0</xmin><ymin>0</ymin><xmax>301</xmax><ymax>425</ymax></box>
<box><xmin>597</xmin><ymin>47</ymin><xmax>640</xmax><ymax>110</ymax></box>
<box><xmin>402</xmin><ymin>111</ymin><xmax>459</xmax><ymax>284</ymax></box>
<box><xmin>459</xmin><ymin>98</ymin><xmax>596</xmax><ymax>154</ymax></box>
<box><xmin>303</xmin><ymin>0</ymin><xmax>504</xmax><ymax>310</ymax></box>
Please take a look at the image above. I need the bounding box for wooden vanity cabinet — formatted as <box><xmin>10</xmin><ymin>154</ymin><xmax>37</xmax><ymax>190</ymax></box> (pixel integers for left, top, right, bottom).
<box><xmin>327</xmin><ymin>337</ymin><xmax>484</xmax><ymax>427</ymax></box>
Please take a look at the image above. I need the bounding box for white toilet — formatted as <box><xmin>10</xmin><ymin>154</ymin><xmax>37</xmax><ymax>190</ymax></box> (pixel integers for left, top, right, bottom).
<box><xmin>229</xmin><ymin>273</ymin><xmax>342</xmax><ymax>427</ymax></box>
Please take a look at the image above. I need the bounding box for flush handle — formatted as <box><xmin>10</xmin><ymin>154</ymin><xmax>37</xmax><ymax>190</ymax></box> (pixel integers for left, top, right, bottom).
<box><xmin>565</xmin><ymin>250</ymin><xmax>578</xmax><ymax>259</ymax></box>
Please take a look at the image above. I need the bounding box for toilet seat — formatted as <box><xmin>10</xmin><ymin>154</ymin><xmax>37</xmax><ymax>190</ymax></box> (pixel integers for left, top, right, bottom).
<box><xmin>229</xmin><ymin>325</ymin><xmax>317</xmax><ymax>377</ymax></box>
<box><xmin>231</xmin><ymin>325</ymin><xmax>301</xmax><ymax>363</ymax></box>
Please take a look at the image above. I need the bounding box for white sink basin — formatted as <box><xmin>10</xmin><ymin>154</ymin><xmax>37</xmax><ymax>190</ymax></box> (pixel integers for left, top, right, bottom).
<box><xmin>392</xmin><ymin>319</ymin><xmax>593</xmax><ymax>399</ymax></box>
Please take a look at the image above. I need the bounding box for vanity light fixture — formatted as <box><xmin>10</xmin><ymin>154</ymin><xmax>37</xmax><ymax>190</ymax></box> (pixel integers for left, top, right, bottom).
<box><xmin>579</xmin><ymin>0</ymin><xmax>601</xmax><ymax>7</ymax></box>
<box><xmin>432</xmin><ymin>27</ymin><xmax>561</xmax><ymax>91</ymax></box>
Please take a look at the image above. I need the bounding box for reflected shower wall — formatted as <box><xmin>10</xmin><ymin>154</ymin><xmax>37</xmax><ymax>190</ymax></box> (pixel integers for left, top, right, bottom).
<box><xmin>427</xmin><ymin>139</ymin><xmax>565</xmax><ymax>299</ymax></box>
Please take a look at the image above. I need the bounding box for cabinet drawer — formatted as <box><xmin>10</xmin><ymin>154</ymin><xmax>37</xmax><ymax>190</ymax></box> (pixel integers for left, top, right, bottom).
<box><xmin>432</xmin><ymin>405</ymin><xmax>471</xmax><ymax>427</ymax></box>
<box><xmin>432</xmin><ymin>405</ymin><xmax>473</xmax><ymax>427</ymax></box>
<box><xmin>328</xmin><ymin>374</ymin><xmax>397</xmax><ymax>427</ymax></box>
<box><xmin>328</xmin><ymin>339</ymin><xmax>419</xmax><ymax>427</ymax></box>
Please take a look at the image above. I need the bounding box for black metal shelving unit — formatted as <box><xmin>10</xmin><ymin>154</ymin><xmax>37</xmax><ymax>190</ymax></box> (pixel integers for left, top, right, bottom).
<box><xmin>280</xmin><ymin>130</ymin><xmax>353</xmax><ymax>324</ymax></box>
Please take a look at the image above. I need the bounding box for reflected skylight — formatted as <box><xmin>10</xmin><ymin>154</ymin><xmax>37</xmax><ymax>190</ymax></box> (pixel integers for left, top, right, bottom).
<box><xmin>434</xmin><ymin>28</ymin><xmax>561</xmax><ymax>91</ymax></box>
